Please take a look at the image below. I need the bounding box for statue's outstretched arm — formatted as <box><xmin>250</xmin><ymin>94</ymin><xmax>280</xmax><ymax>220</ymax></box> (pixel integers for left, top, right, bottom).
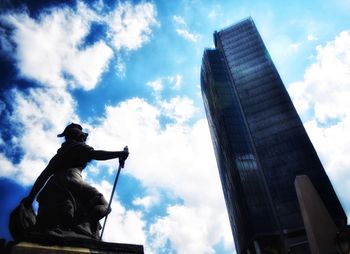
<box><xmin>89</xmin><ymin>150</ymin><xmax>128</xmax><ymax>161</ymax></box>
<box><xmin>22</xmin><ymin>158</ymin><xmax>56</xmax><ymax>207</ymax></box>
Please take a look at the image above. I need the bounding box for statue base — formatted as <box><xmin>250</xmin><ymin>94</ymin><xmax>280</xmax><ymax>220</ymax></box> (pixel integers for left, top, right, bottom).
<box><xmin>10</xmin><ymin>241</ymin><xmax>144</xmax><ymax>254</ymax></box>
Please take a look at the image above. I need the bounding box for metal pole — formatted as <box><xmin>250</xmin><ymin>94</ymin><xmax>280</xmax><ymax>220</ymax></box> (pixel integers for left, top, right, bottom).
<box><xmin>100</xmin><ymin>146</ymin><xmax>128</xmax><ymax>241</ymax></box>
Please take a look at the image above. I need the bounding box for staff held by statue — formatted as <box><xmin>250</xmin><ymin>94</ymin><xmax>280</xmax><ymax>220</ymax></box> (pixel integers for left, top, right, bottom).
<box><xmin>100</xmin><ymin>145</ymin><xmax>129</xmax><ymax>240</ymax></box>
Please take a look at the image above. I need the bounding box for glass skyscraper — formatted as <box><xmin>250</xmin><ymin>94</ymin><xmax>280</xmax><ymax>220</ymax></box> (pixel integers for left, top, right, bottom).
<box><xmin>201</xmin><ymin>17</ymin><xmax>346</xmax><ymax>253</ymax></box>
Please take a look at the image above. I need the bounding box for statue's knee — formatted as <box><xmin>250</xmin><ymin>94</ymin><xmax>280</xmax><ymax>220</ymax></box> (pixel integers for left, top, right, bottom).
<box><xmin>88</xmin><ymin>194</ymin><xmax>108</xmax><ymax>207</ymax></box>
<box><xmin>90</xmin><ymin>205</ymin><xmax>110</xmax><ymax>221</ymax></box>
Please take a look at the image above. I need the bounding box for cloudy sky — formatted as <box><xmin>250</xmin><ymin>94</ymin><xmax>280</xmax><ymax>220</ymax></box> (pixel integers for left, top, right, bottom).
<box><xmin>0</xmin><ymin>0</ymin><xmax>350</xmax><ymax>253</ymax></box>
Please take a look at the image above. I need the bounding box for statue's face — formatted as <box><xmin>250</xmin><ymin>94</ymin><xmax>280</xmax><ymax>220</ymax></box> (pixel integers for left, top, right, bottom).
<box><xmin>82</xmin><ymin>133</ymin><xmax>88</xmax><ymax>142</ymax></box>
<box><xmin>75</xmin><ymin>134</ymin><xmax>87</xmax><ymax>142</ymax></box>
<box><xmin>65</xmin><ymin>128</ymin><xmax>88</xmax><ymax>142</ymax></box>
<box><xmin>65</xmin><ymin>133</ymin><xmax>87</xmax><ymax>142</ymax></box>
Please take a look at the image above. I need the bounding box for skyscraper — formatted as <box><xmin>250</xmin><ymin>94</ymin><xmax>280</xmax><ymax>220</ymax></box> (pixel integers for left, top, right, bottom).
<box><xmin>201</xmin><ymin>17</ymin><xmax>346</xmax><ymax>253</ymax></box>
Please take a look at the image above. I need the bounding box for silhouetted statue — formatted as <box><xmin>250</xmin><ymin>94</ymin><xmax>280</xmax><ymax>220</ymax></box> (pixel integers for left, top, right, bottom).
<box><xmin>11</xmin><ymin>123</ymin><xmax>128</xmax><ymax>242</ymax></box>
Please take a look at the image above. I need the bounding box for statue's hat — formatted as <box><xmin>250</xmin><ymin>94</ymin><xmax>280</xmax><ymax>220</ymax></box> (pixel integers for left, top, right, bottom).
<box><xmin>57</xmin><ymin>123</ymin><xmax>88</xmax><ymax>140</ymax></box>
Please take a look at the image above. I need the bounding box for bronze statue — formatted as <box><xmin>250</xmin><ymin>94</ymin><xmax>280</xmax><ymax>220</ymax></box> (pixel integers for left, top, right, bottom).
<box><xmin>12</xmin><ymin>123</ymin><xmax>129</xmax><ymax>241</ymax></box>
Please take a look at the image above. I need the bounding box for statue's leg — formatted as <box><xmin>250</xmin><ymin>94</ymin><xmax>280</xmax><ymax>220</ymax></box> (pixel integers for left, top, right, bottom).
<box><xmin>67</xmin><ymin>169</ymin><xmax>110</xmax><ymax>238</ymax></box>
<box><xmin>86</xmin><ymin>194</ymin><xmax>111</xmax><ymax>221</ymax></box>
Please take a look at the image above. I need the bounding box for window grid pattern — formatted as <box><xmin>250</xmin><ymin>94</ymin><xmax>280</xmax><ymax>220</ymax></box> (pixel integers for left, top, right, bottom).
<box><xmin>201</xmin><ymin>49</ymin><xmax>278</xmax><ymax>252</ymax></box>
<box><xmin>216</xmin><ymin>18</ymin><xmax>346</xmax><ymax>231</ymax></box>
<box><xmin>202</xmin><ymin>18</ymin><xmax>346</xmax><ymax>253</ymax></box>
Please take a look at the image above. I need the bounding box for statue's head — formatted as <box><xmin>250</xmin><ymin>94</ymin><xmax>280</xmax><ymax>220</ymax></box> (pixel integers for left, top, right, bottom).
<box><xmin>57</xmin><ymin>123</ymin><xmax>88</xmax><ymax>142</ymax></box>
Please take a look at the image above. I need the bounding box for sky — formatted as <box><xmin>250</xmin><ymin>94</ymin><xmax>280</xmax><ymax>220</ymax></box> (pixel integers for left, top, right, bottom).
<box><xmin>0</xmin><ymin>0</ymin><xmax>350</xmax><ymax>253</ymax></box>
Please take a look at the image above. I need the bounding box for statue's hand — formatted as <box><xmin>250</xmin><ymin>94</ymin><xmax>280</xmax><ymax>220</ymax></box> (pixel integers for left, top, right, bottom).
<box><xmin>21</xmin><ymin>196</ymin><xmax>33</xmax><ymax>208</ymax></box>
<box><xmin>119</xmin><ymin>146</ymin><xmax>129</xmax><ymax>168</ymax></box>
<box><xmin>121</xmin><ymin>150</ymin><xmax>129</xmax><ymax>160</ymax></box>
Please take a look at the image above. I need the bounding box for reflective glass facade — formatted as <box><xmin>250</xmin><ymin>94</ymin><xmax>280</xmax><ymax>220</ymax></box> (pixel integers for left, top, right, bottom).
<box><xmin>201</xmin><ymin>18</ymin><xmax>346</xmax><ymax>254</ymax></box>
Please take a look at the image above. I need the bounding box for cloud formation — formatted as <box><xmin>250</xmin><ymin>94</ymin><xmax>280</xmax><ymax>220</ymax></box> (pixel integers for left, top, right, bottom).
<box><xmin>0</xmin><ymin>0</ymin><xmax>160</xmax><ymax>183</ymax></box>
<box><xmin>147</xmin><ymin>75</ymin><xmax>183</xmax><ymax>94</ymax></box>
<box><xmin>1</xmin><ymin>3</ymin><xmax>112</xmax><ymax>90</ymax></box>
<box><xmin>93</xmin><ymin>180</ymin><xmax>147</xmax><ymax>245</ymax></box>
<box><xmin>288</xmin><ymin>30</ymin><xmax>350</xmax><ymax>212</ymax></box>
<box><xmin>86</xmin><ymin>97</ymin><xmax>234</xmax><ymax>253</ymax></box>
<box><xmin>107</xmin><ymin>2</ymin><xmax>159</xmax><ymax>50</ymax></box>
<box><xmin>0</xmin><ymin>88</ymin><xmax>77</xmax><ymax>184</ymax></box>
<box><xmin>289</xmin><ymin>31</ymin><xmax>350</xmax><ymax>123</ymax></box>
<box><xmin>172</xmin><ymin>15</ymin><xmax>200</xmax><ymax>42</ymax></box>
<box><xmin>1</xmin><ymin>1</ymin><xmax>158</xmax><ymax>90</ymax></box>
<box><xmin>176</xmin><ymin>28</ymin><xmax>200</xmax><ymax>42</ymax></box>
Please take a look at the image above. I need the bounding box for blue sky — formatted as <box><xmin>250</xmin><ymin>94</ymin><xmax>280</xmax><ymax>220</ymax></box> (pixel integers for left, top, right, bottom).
<box><xmin>1</xmin><ymin>0</ymin><xmax>350</xmax><ymax>253</ymax></box>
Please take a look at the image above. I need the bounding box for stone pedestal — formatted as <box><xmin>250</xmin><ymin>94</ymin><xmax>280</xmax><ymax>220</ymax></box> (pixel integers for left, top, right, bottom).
<box><xmin>11</xmin><ymin>241</ymin><xmax>144</xmax><ymax>254</ymax></box>
<box><xmin>11</xmin><ymin>242</ymin><xmax>89</xmax><ymax>254</ymax></box>
<box><xmin>295</xmin><ymin>175</ymin><xmax>338</xmax><ymax>254</ymax></box>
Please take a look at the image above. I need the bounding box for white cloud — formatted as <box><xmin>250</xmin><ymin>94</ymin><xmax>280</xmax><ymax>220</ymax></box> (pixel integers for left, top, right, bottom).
<box><xmin>0</xmin><ymin>0</ymin><xmax>160</xmax><ymax>183</ymax></box>
<box><xmin>133</xmin><ymin>195</ymin><xmax>159</xmax><ymax>210</ymax></box>
<box><xmin>103</xmin><ymin>207</ymin><xmax>146</xmax><ymax>244</ymax></box>
<box><xmin>115</xmin><ymin>57</ymin><xmax>126</xmax><ymax>78</ymax></box>
<box><xmin>88</xmin><ymin>98</ymin><xmax>160</xmax><ymax>152</ymax></box>
<box><xmin>160</xmin><ymin>96</ymin><xmax>197</xmax><ymax>123</ymax></box>
<box><xmin>1</xmin><ymin>1</ymin><xmax>159</xmax><ymax>90</ymax></box>
<box><xmin>288</xmin><ymin>30</ymin><xmax>350</xmax><ymax>215</ymax></box>
<box><xmin>172</xmin><ymin>15</ymin><xmax>200</xmax><ymax>43</ymax></box>
<box><xmin>0</xmin><ymin>153</ymin><xmax>16</xmax><ymax>177</ymax></box>
<box><xmin>307</xmin><ymin>34</ymin><xmax>318</xmax><ymax>41</ymax></box>
<box><xmin>92</xmin><ymin>180</ymin><xmax>147</xmax><ymax>245</ymax></box>
<box><xmin>150</xmin><ymin>205</ymin><xmax>215</xmax><ymax>253</ymax></box>
<box><xmin>0</xmin><ymin>87</ymin><xmax>78</xmax><ymax>184</ymax></box>
<box><xmin>176</xmin><ymin>28</ymin><xmax>200</xmax><ymax>42</ymax></box>
<box><xmin>302</xmin><ymin>118</ymin><xmax>350</xmax><ymax>218</ymax></box>
<box><xmin>12</xmin><ymin>88</ymin><xmax>77</xmax><ymax>159</ymax></box>
<box><xmin>107</xmin><ymin>2</ymin><xmax>159</xmax><ymax>51</ymax></box>
<box><xmin>146</xmin><ymin>77</ymin><xmax>196</xmax><ymax>123</ymax></box>
<box><xmin>65</xmin><ymin>41</ymin><xmax>113</xmax><ymax>90</ymax></box>
<box><xmin>267</xmin><ymin>35</ymin><xmax>301</xmax><ymax>66</ymax></box>
<box><xmin>147</xmin><ymin>75</ymin><xmax>183</xmax><ymax>93</ymax></box>
<box><xmin>171</xmin><ymin>75</ymin><xmax>182</xmax><ymax>90</ymax></box>
<box><xmin>2</xmin><ymin>2</ymin><xmax>113</xmax><ymax>90</ymax></box>
<box><xmin>150</xmin><ymin>204</ymin><xmax>234</xmax><ymax>254</ymax></box>
<box><xmin>147</xmin><ymin>79</ymin><xmax>163</xmax><ymax>93</ymax></box>
<box><xmin>173</xmin><ymin>15</ymin><xmax>186</xmax><ymax>25</ymax></box>
<box><xmin>289</xmin><ymin>31</ymin><xmax>350</xmax><ymax>123</ymax></box>
<box><xmin>85</xmin><ymin>98</ymin><xmax>234</xmax><ymax>253</ymax></box>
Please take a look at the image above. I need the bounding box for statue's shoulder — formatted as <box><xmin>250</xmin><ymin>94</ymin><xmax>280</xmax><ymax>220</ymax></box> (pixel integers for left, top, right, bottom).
<box><xmin>58</xmin><ymin>141</ymin><xmax>93</xmax><ymax>153</ymax></box>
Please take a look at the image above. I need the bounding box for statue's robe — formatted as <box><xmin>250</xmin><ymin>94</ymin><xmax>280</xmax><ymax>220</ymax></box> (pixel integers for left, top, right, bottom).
<box><xmin>35</xmin><ymin>141</ymin><xmax>108</xmax><ymax>239</ymax></box>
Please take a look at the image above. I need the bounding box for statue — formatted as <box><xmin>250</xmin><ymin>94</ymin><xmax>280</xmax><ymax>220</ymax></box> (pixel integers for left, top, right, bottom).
<box><xmin>10</xmin><ymin>123</ymin><xmax>129</xmax><ymax>242</ymax></box>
